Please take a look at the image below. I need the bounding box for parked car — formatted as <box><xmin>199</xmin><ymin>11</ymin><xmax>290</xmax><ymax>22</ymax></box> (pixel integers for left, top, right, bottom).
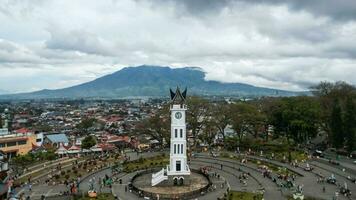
<box><xmin>312</xmin><ymin>150</ymin><xmax>324</xmax><ymax>158</ymax></box>
<box><xmin>329</xmin><ymin>160</ymin><xmax>340</xmax><ymax>165</ymax></box>
<box><xmin>326</xmin><ymin>174</ymin><xmax>337</xmax><ymax>184</ymax></box>
<box><xmin>337</xmin><ymin>149</ymin><xmax>349</xmax><ymax>156</ymax></box>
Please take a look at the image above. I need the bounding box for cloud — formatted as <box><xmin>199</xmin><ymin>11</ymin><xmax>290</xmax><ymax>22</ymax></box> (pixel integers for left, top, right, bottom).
<box><xmin>45</xmin><ymin>28</ymin><xmax>117</xmax><ymax>56</ymax></box>
<box><xmin>0</xmin><ymin>0</ymin><xmax>355</xmax><ymax>93</ymax></box>
<box><xmin>150</xmin><ymin>0</ymin><xmax>356</xmax><ymax>21</ymax></box>
<box><xmin>0</xmin><ymin>39</ymin><xmax>42</xmax><ymax>64</ymax></box>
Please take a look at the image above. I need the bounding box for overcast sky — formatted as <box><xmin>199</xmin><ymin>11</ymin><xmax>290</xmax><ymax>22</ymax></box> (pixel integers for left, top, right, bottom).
<box><xmin>1</xmin><ymin>0</ymin><xmax>356</xmax><ymax>93</ymax></box>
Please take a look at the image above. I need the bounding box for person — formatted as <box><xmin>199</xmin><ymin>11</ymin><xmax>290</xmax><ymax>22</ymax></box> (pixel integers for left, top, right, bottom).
<box><xmin>322</xmin><ymin>186</ymin><xmax>325</xmax><ymax>193</ymax></box>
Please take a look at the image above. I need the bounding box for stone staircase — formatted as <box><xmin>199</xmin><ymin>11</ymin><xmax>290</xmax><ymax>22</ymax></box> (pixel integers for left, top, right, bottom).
<box><xmin>151</xmin><ymin>168</ymin><xmax>168</xmax><ymax>186</ymax></box>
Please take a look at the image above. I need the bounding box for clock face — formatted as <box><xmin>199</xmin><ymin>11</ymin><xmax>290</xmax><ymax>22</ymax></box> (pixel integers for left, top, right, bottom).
<box><xmin>175</xmin><ymin>112</ymin><xmax>182</xmax><ymax>119</ymax></box>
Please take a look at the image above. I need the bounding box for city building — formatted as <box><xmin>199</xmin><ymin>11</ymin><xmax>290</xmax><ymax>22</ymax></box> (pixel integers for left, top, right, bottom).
<box><xmin>0</xmin><ymin>129</ymin><xmax>37</xmax><ymax>157</ymax></box>
<box><xmin>43</xmin><ymin>133</ymin><xmax>69</xmax><ymax>148</ymax></box>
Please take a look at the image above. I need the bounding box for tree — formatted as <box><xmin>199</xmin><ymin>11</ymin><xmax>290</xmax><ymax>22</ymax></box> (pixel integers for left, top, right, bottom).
<box><xmin>138</xmin><ymin>106</ymin><xmax>170</xmax><ymax>147</ymax></box>
<box><xmin>76</xmin><ymin>118</ymin><xmax>97</xmax><ymax>133</ymax></box>
<box><xmin>311</xmin><ymin>81</ymin><xmax>356</xmax><ymax>144</ymax></box>
<box><xmin>81</xmin><ymin>135</ymin><xmax>97</xmax><ymax>149</ymax></box>
<box><xmin>211</xmin><ymin>103</ymin><xmax>231</xmax><ymax>142</ymax></box>
<box><xmin>269</xmin><ymin>97</ymin><xmax>320</xmax><ymax>149</ymax></box>
<box><xmin>228</xmin><ymin>102</ymin><xmax>267</xmax><ymax>145</ymax></box>
<box><xmin>330</xmin><ymin>99</ymin><xmax>344</xmax><ymax>149</ymax></box>
<box><xmin>187</xmin><ymin>96</ymin><xmax>208</xmax><ymax>147</ymax></box>
<box><xmin>229</xmin><ymin>103</ymin><xmax>257</xmax><ymax>144</ymax></box>
<box><xmin>268</xmin><ymin>97</ymin><xmax>320</xmax><ymax>162</ymax></box>
<box><xmin>245</xmin><ymin>102</ymin><xmax>267</xmax><ymax>139</ymax></box>
<box><xmin>200</xmin><ymin>117</ymin><xmax>218</xmax><ymax>146</ymax></box>
<box><xmin>344</xmin><ymin>97</ymin><xmax>355</xmax><ymax>152</ymax></box>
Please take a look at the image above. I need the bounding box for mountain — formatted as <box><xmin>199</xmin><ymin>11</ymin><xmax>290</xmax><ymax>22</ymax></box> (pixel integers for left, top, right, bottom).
<box><xmin>0</xmin><ymin>65</ymin><xmax>302</xmax><ymax>99</ymax></box>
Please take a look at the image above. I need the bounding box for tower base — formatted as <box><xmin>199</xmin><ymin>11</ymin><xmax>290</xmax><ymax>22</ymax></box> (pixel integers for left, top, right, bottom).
<box><xmin>167</xmin><ymin>174</ymin><xmax>191</xmax><ymax>186</ymax></box>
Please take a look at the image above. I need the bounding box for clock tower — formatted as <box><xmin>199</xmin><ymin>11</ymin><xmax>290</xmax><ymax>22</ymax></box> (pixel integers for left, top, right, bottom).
<box><xmin>151</xmin><ymin>87</ymin><xmax>191</xmax><ymax>186</ymax></box>
<box><xmin>167</xmin><ymin>87</ymin><xmax>190</xmax><ymax>182</ymax></box>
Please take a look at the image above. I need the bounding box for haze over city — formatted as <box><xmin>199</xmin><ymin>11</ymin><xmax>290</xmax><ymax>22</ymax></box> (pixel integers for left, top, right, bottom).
<box><xmin>1</xmin><ymin>0</ymin><xmax>356</xmax><ymax>93</ymax></box>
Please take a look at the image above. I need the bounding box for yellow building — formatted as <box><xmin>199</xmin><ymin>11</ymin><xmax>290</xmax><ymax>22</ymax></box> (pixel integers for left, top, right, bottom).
<box><xmin>0</xmin><ymin>132</ymin><xmax>36</xmax><ymax>157</ymax></box>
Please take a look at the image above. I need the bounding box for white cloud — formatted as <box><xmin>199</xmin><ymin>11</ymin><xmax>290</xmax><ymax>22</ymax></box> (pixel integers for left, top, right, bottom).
<box><xmin>0</xmin><ymin>0</ymin><xmax>355</xmax><ymax>93</ymax></box>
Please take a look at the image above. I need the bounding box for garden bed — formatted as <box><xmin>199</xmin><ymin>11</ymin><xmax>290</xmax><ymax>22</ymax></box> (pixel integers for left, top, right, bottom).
<box><xmin>123</xmin><ymin>154</ymin><xmax>168</xmax><ymax>173</ymax></box>
<box><xmin>227</xmin><ymin>191</ymin><xmax>263</xmax><ymax>200</ymax></box>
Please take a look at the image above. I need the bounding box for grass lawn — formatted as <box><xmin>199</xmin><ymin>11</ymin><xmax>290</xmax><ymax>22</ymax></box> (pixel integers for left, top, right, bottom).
<box><xmin>220</xmin><ymin>153</ymin><xmax>297</xmax><ymax>176</ymax></box>
<box><xmin>74</xmin><ymin>193</ymin><xmax>115</xmax><ymax>200</ymax></box>
<box><xmin>123</xmin><ymin>154</ymin><xmax>168</xmax><ymax>172</ymax></box>
<box><xmin>270</xmin><ymin>151</ymin><xmax>308</xmax><ymax>163</ymax></box>
<box><xmin>227</xmin><ymin>191</ymin><xmax>263</xmax><ymax>200</ymax></box>
<box><xmin>249</xmin><ymin>159</ymin><xmax>297</xmax><ymax>176</ymax></box>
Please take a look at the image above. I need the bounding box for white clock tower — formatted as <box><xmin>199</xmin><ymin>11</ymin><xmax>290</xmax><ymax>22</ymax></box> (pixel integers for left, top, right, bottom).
<box><xmin>151</xmin><ymin>87</ymin><xmax>190</xmax><ymax>186</ymax></box>
<box><xmin>167</xmin><ymin>87</ymin><xmax>190</xmax><ymax>180</ymax></box>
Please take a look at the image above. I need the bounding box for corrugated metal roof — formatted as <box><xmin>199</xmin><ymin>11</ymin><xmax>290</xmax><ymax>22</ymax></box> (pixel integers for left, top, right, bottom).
<box><xmin>46</xmin><ymin>133</ymin><xmax>69</xmax><ymax>143</ymax></box>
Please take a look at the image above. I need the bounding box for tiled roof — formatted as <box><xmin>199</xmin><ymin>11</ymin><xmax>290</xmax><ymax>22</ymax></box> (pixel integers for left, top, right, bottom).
<box><xmin>68</xmin><ymin>145</ymin><xmax>81</xmax><ymax>150</ymax></box>
<box><xmin>15</xmin><ymin>128</ymin><xmax>30</xmax><ymax>134</ymax></box>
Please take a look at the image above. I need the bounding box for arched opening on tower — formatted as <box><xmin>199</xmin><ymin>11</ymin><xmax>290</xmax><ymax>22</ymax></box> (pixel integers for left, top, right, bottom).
<box><xmin>179</xmin><ymin>177</ymin><xmax>184</xmax><ymax>185</ymax></box>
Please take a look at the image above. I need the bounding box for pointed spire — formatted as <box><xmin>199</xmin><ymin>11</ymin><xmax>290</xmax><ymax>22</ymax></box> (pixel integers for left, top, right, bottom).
<box><xmin>170</xmin><ymin>86</ymin><xmax>187</xmax><ymax>104</ymax></box>
<box><xmin>182</xmin><ymin>87</ymin><xmax>187</xmax><ymax>99</ymax></box>
<box><xmin>170</xmin><ymin>88</ymin><xmax>176</xmax><ymax>100</ymax></box>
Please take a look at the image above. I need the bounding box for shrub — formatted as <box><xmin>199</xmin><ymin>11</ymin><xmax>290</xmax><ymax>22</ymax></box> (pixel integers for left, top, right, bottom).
<box><xmin>138</xmin><ymin>157</ymin><xmax>144</xmax><ymax>163</ymax></box>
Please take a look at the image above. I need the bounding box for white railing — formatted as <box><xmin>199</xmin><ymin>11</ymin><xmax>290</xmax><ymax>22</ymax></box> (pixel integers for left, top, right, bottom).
<box><xmin>185</xmin><ymin>164</ymin><xmax>190</xmax><ymax>172</ymax></box>
<box><xmin>152</xmin><ymin>168</ymin><xmax>164</xmax><ymax>179</ymax></box>
<box><xmin>151</xmin><ymin>168</ymin><xmax>167</xmax><ymax>186</ymax></box>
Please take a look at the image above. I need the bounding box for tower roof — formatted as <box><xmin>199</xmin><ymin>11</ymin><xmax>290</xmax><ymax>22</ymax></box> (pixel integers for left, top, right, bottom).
<box><xmin>170</xmin><ymin>87</ymin><xmax>187</xmax><ymax>104</ymax></box>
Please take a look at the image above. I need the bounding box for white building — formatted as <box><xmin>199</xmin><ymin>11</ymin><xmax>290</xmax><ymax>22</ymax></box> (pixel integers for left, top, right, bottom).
<box><xmin>35</xmin><ymin>132</ymin><xmax>44</xmax><ymax>146</ymax></box>
<box><xmin>152</xmin><ymin>87</ymin><xmax>190</xmax><ymax>186</ymax></box>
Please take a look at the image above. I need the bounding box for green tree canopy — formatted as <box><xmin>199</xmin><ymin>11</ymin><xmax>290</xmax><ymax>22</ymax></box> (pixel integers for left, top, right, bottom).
<box><xmin>210</xmin><ymin>103</ymin><xmax>231</xmax><ymax>141</ymax></box>
<box><xmin>269</xmin><ymin>97</ymin><xmax>321</xmax><ymax>144</ymax></box>
<box><xmin>76</xmin><ymin>118</ymin><xmax>97</xmax><ymax>131</ymax></box>
<box><xmin>229</xmin><ymin>102</ymin><xmax>266</xmax><ymax>144</ymax></box>
<box><xmin>138</xmin><ymin>105</ymin><xmax>170</xmax><ymax>147</ymax></box>
<box><xmin>186</xmin><ymin>96</ymin><xmax>209</xmax><ymax>147</ymax></box>
<box><xmin>344</xmin><ymin>97</ymin><xmax>356</xmax><ymax>151</ymax></box>
<box><xmin>81</xmin><ymin>135</ymin><xmax>97</xmax><ymax>149</ymax></box>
